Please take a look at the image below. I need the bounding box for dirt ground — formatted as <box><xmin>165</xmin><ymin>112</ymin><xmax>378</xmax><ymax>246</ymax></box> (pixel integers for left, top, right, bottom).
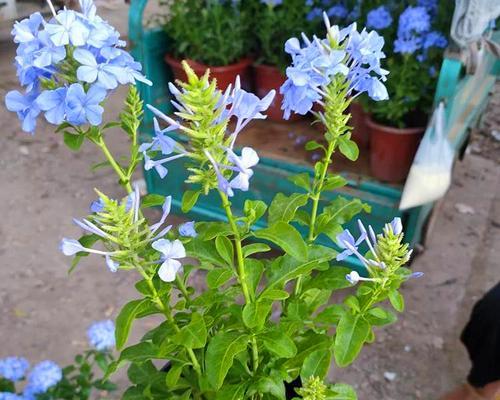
<box><xmin>0</xmin><ymin>4</ymin><xmax>499</xmax><ymax>400</ymax></box>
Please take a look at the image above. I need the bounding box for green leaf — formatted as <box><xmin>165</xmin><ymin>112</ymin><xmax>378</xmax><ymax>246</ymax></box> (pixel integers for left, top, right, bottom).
<box><xmin>171</xmin><ymin>312</ymin><xmax>207</xmax><ymax>349</ymax></box>
<box><xmin>122</xmin><ymin>386</ymin><xmax>144</xmax><ymax>400</ymax></box>
<box><xmin>301</xmin><ymin>349</ymin><xmax>332</xmax><ymax>379</ymax></box>
<box><xmin>304</xmin><ymin>266</ymin><xmax>351</xmax><ymax>291</ymax></box>
<box><xmin>323</xmin><ymin>197</ymin><xmax>371</xmax><ymax>226</ymax></box>
<box><xmin>127</xmin><ymin>361</ymin><xmax>158</xmax><ymax>385</ymax></box>
<box><xmin>242</xmin><ymin>301</ymin><xmax>272</xmax><ymax>329</ymax></box>
<box><xmin>63</xmin><ymin>131</ymin><xmax>85</xmax><ymax>151</ymax></box>
<box><xmin>388</xmin><ymin>290</ymin><xmax>405</xmax><ymax>312</ymax></box>
<box><xmin>215</xmin><ymin>236</ymin><xmax>234</xmax><ymax>266</ymax></box>
<box><xmin>305</xmin><ymin>140</ymin><xmax>325</xmax><ymax>151</ymax></box>
<box><xmin>216</xmin><ymin>383</ymin><xmax>247</xmax><ymax>400</ymax></box>
<box><xmin>366</xmin><ymin>307</ymin><xmax>397</xmax><ymax>327</ymax></box>
<box><xmin>323</xmin><ymin>174</ymin><xmax>348</xmax><ymax>191</ymax></box>
<box><xmin>245</xmin><ymin>258</ymin><xmax>264</xmax><ymax>297</ymax></box>
<box><xmin>338</xmin><ymin>137</ymin><xmax>359</xmax><ymax>161</ymax></box>
<box><xmin>288</xmin><ymin>172</ymin><xmax>312</xmax><ymax>192</ymax></box>
<box><xmin>253</xmin><ymin>222</ymin><xmax>308</xmax><ymax>262</ymax></box>
<box><xmin>205</xmin><ymin>332</ymin><xmax>249</xmax><ymax>389</ymax></box>
<box><xmin>315</xmin><ymin>304</ymin><xmax>346</xmax><ymax>325</ymax></box>
<box><xmin>115</xmin><ymin>299</ymin><xmax>152</xmax><ymax>350</ymax></box>
<box><xmin>181</xmin><ymin>190</ymin><xmax>201</xmax><ymax>213</ymax></box>
<box><xmin>329</xmin><ymin>383</ymin><xmax>357</xmax><ymax>400</ymax></box>
<box><xmin>242</xmin><ymin>243</ymin><xmax>271</xmax><ymax>258</ymax></box>
<box><xmin>141</xmin><ymin>194</ymin><xmax>166</xmax><ymax>208</ymax></box>
<box><xmin>268</xmin><ymin>193</ymin><xmax>309</xmax><ymax>225</ymax></box>
<box><xmin>259</xmin><ymin>289</ymin><xmax>289</xmax><ymax>301</ymax></box>
<box><xmin>120</xmin><ymin>342</ymin><xmax>165</xmax><ymax>363</ymax></box>
<box><xmin>165</xmin><ymin>363</ymin><xmax>184</xmax><ymax>388</ymax></box>
<box><xmin>250</xmin><ymin>377</ymin><xmax>285</xmax><ymax>400</ymax></box>
<box><xmin>185</xmin><ymin>239</ymin><xmax>226</xmax><ymax>267</ymax></box>
<box><xmin>197</xmin><ymin>222</ymin><xmax>232</xmax><ymax>240</ymax></box>
<box><xmin>243</xmin><ymin>199</ymin><xmax>267</xmax><ymax>226</ymax></box>
<box><xmin>333</xmin><ymin>313</ymin><xmax>370</xmax><ymax>367</ymax></box>
<box><xmin>260</xmin><ymin>330</ymin><xmax>297</xmax><ymax>358</ymax></box>
<box><xmin>207</xmin><ymin>268</ymin><xmax>233</xmax><ymax>289</ymax></box>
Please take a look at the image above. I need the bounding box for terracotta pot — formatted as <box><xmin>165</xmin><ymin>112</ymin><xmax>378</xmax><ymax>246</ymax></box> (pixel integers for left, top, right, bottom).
<box><xmin>367</xmin><ymin>117</ymin><xmax>424</xmax><ymax>183</ymax></box>
<box><xmin>349</xmin><ymin>101</ymin><xmax>369</xmax><ymax>148</ymax></box>
<box><xmin>253</xmin><ymin>64</ymin><xmax>287</xmax><ymax>121</ymax></box>
<box><xmin>165</xmin><ymin>55</ymin><xmax>253</xmax><ymax>91</ymax></box>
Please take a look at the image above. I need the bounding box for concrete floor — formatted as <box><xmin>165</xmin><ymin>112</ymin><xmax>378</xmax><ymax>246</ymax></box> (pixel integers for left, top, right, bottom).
<box><xmin>0</xmin><ymin>4</ymin><xmax>499</xmax><ymax>399</ymax></box>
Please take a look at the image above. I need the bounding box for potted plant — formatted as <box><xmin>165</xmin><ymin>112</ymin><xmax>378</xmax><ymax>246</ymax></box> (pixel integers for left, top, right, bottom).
<box><xmin>4</xmin><ymin>2</ymin><xmax>424</xmax><ymax>399</ymax></box>
<box><xmin>252</xmin><ymin>0</ymin><xmax>311</xmax><ymax>121</ymax></box>
<box><xmin>162</xmin><ymin>0</ymin><xmax>252</xmax><ymax>91</ymax></box>
<box><xmin>361</xmin><ymin>2</ymin><xmax>451</xmax><ymax>183</ymax></box>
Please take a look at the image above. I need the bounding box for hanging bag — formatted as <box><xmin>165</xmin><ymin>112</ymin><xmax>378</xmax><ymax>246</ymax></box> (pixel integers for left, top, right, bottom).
<box><xmin>399</xmin><ymin>103</ymin><xmax>454</xmax><ymax>210</ymax></box>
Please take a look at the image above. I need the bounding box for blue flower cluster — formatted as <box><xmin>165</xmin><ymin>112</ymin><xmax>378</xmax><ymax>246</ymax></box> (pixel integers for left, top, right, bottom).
<box><xmin>0</xmin><ymin>357</ymin><xmax>62</xmax><ymax>400</ymax></box>
<box><xmin>394</xmin><ymin>5</ymin><xmax>447</xmax><ymax>58</ymax></box>
<box><xmin>280</xmin><ymin>14</ymin><xmax>389</xmax><ymax>119</ymax></box>
<box><xmin>366</xmin><ymin>6</ymin><xmax>392</xmax><ymax>30</ymax></box>
<box><xmin>0</xmin><ymin>357</ymin><xmax>29</xmax><ymax>382</ymax></box>
<box><xmin>23</xmin><ymin>361</ymin><xmax>62</xmax><ymax>399</ymax></box>
<box><xmin>141</xmin><ymin>76</ymin><xmax>274</xmax><ymax>198</ymax></box>
<box><xmin>4</xmin><ymin>0</ymin><xmax>151</xmax><ymax>134</ymax></box>
<box><xmin>87</xmin><ymin>320</ymin><xmax>116</xmax><ymax>351</ymax></box>
<box><xmin>417</xmin><ymin>0</ymin><xmax>438</xmax><ymax>15</ymax></box>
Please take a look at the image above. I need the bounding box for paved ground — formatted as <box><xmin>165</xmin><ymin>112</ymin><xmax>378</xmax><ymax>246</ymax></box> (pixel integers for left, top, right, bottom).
<box><xmin>0</xmin><ymin>4</ymin><xmax>499</xmax><ymax>400</ymax></box>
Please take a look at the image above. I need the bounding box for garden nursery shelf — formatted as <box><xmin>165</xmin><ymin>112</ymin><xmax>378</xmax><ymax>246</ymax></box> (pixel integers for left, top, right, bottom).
<box><xmin>128</xmin><ymin>0</ymin><xmax>499</xmax><ymax>269</ymax></box>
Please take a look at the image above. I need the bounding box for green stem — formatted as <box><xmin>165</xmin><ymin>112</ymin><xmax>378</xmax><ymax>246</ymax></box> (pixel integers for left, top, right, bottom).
<box><xmin>295</xmin><ymin>141</ymin><xmax>336</xmax><ymax>296</ymax></box>
<box><xmin>218</xmin><ymin>191</ymin><xmax>259</xmax><ymax>373</ymax></box>
<box><xmin>175</xmin><ymin>275</ymin><xmax>192</xmax><ymax>305</ymax></box>
<box><xmin>136</xmin><ymin>266</ymin><xmax>202</xmax><ymax>376</ymax></box>
<box><xmin>95</xmin><ymin>136</ymin><xmax>133</xmax><ymax>193</ymax></box>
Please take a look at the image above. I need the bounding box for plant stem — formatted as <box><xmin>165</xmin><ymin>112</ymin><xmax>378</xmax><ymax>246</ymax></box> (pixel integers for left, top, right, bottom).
<box><xmin>218</xmin><ymin>191</ymin><xmax>259</xmax><ymax>373</ymax></box>
<box><xmin>136</xmin><ymin>266</ymin><xmax>202</xmax><ymax>376</ymax></box>
<box><xmin>95</xmin><ymin>136</ymin><xmax>133</xmax><ymax>193</ymax></box>
<box><xmin>295</xmin><ymin>141</ymin><xmax>336</xmax><ymax>296</ymax></box>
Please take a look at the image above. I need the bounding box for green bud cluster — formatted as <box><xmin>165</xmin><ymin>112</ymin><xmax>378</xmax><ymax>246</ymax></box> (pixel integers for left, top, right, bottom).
<box><xmin>296</xmin><ymin>376</ymin><xmax>327</xmax><ymax>400</ymax></box>
<box><xmin>376</xmin><ymin>230</ymin><xmax>410</xmax><ymax>271</ymax></box>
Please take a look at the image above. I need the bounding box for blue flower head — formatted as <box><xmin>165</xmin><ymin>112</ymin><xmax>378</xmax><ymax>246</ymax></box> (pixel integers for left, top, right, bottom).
<box><xmin>179</xmin><ymin>221</ymin><xmax>197</xmax><ymax>238</ymax></box>
<box><xmin>26</xmin><ymin>361</ymin><xmax>62</xmax><ymax>394</ymax></box>
<box><xmin>327</xmin><ymin>5</ymin><xmax>348</xmax><ymax>20</ymax></box>
<box><xmin>0</xmin><ymin>393</ymin><xmax>25</xmax><ymax>400</ymax></box>
<box><xmin>398</xmin><ymin>6</ymin><xmax>431</xmax><ymax>38</ymax></box>
<box><xmin>417</xmin><ymin>0</ymin><xmax>438</xmax><ymax>15</ymax></box>
<box><xmin>423</xmin><ymin>31</ymin><xmax>448</xmax><ymax>49</ymax></box>
<box><xmin>367</xmin><ymin>6</ymin><xmax>392</xmax><ymax>30</ymax></box>
<box><xmin>0</xmin><ymin>357</ymin><xmax>29</xmax><ymax>382</ymax></box>
<box><xmin>280</xmin><ymin>16</ymin><xmax>389</xmax><ymax>118</ymax></box>
<box><xmin>5</xmin><ymin>0</ymin><xmax>151</xmax><ymax>134</ymax></box>
<box><xmin>87</xmin><ymin>320</ymin><xmax>116</xmax><ymax>351</ymax></box>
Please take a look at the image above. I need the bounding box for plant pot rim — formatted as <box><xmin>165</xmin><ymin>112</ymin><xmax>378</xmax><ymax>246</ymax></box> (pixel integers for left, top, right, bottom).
<box><xmin>366</xmin><ymin>116</ymin><xmax>425</xmax><ymax>135</ymax></box>
<box><xmin>165</xmin><ymin>54</ymin><xmax>253</xmax><ymax>72</ymax></box>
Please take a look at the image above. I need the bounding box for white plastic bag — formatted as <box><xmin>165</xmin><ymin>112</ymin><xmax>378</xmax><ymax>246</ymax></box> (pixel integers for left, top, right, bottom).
<box><xmin>399</xmin><ymin>103</ymin><xmax>453</xmax><ymax>210</ymax></box>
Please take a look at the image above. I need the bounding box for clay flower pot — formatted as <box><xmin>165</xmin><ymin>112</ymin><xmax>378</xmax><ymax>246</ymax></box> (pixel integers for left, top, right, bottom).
<box><xmin>253</xmin><ymin>63</ymin><xmax>287</xmax><ymax>122</ymax></box>
<box><xmin>367</xmin><ymin>117</ymin><xmax>424</xmax><ymax>183</ymax></box>
<box><xmin>165</xmin><ymin>55</ymin><xmax>252</xmax><ymax>91</ymax></box>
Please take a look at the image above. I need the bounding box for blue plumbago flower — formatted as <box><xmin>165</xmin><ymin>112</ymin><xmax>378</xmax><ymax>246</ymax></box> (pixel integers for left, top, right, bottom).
<box><xmin>65</xmin><ymin>83</ymin><xmax>106</xmax><ymax>126</ymax></box>
<box><xmin>394</xmin><ymin>35</ymin><xmax>422</xmax><ymax>55</ymax></box>
<box><xmin>307</xmin><ymin>7</ymin><xmax>323</xmax><ymax>21</ymax></box>
<box><xmin>90</xmin><ymin>198</ymin><xmax>105</xmax><ymax>213</ymax></box>
<box><xmin>25</xmin><ymin>361</ymin><xmax>62</xmax><ymax>395</ymax></box>
<box><xmin>5</xmin><ymin>89</ymin><xmax>41</xmax><ymax>134</ymax></box>
<box><xmin>62</xmin><ymin>186</ymin><xmax>173</xmax><ymax>271</ymax></box>
<box><xmin>345</xmin><ymin>270</ymin><xmax>377</xmax><ymax>285</ymax></box>
<box><xmin>336</xmin><ymin>228</ymin><xmax>366</xmax><ymax>261</ymax></box>
<box><xmin>0</xmin><ymin>393</ymin><xmax>25</xmax><ymax>400</ymax></box>
<box><xmin>417</xmin><ymin>0</ymin><xmax>438</xmax><ymax>15</ymax></box>
<box><xmin>179</xmin><ymin>221</ymin><xmax>197</xmax><ymax>238</ymax></box>
<box><xmin>0</xmin><ymin>357</ymin><xmax>29</xmax><ymax>382</ymax></box>
<box><xmin>281</xmin><ymin>15</ymin><xmax>388</xmax><ymax>119</ymax></box>
<box><xmin>327</xmin><ymin>5</ymin><xmax>348</xmax><ymax>19</ymax></box>
<box><xmin>87</xmin><ymin>320</ymin><xmax>115</xmax><ymax>351</ymax></box>
<box><xmin>5</xmin><ymin>0</ymin><xmax>151</xmax><ymax>134</ymax></box>
<box><xmin>152</xmin><ymin>239</ymin><xmax>186</xmax><ymax>282</ymax></box>
<box><xmin>366</xmin><ymin>6</ymin><xmax>392</xmax><ymax>30</ymax></box>
<box><xmin>384</xmin><ymin>217</ymin><xmax>403</xmax><ymax>235</ymax></box>
<box><xmin>261</xmin><ymin>0</ymin><xmax>282</xmax><ymax>6</ymax></box>
<box><xmin>397</xmin><ymin>6</ymin><xmax>431</xmax><ymax>38</ymax></box>
<box><xmin>423</xmin><ymin>31</ymin><xmax>448</xmax><ymax>49</ymax></box>
<box><xmin>143</xmin><ymin>77</ymin><xmax>273</xmax><ymax>185</ymax></box>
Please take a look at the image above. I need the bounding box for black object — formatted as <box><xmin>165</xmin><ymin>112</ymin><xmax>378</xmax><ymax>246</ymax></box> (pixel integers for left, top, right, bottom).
<box><xmin>461</xmin><ymin>282</ymin><xmax>500</xmax><ymax>388</ymax></box>
<box><xmin>285</xmin><ymin>377</ymin><xmax>302</xmax><ymax>399</ymax></box>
